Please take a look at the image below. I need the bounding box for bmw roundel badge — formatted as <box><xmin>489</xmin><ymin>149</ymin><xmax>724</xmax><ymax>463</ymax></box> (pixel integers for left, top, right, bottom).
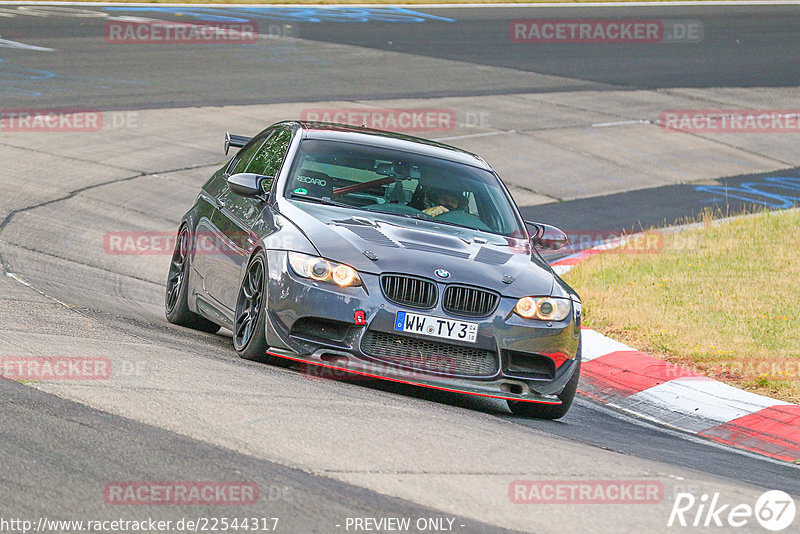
<box><xmin>434</xmin><ymin>269</ymin><xmax>451</xmax><ymax>279</ymax></box>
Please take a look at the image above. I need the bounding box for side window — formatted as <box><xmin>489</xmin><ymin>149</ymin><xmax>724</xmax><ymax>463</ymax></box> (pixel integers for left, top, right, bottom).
<box><xmin>246</xmin><ymin>128</ymin><xmax>293</xmax><ymax>179</ymax></box>
<box><xmin>228</xmin><ymin>135</ymin><xmax>268</xmax><ymax>175</ymax></box>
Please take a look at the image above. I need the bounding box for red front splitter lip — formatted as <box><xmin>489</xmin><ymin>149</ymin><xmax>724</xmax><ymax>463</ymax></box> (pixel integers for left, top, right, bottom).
<box><xmin>266</xmin><ymin>349</ymin><xmax>562</xmax><ymax>405</ymax></box>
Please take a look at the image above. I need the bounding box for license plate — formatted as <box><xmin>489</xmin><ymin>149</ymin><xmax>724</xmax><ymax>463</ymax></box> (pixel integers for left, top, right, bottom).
<box><xmin>394</xmin><ymin>311</ymin><xmax>478</xmax><ymax>343</ymax></box>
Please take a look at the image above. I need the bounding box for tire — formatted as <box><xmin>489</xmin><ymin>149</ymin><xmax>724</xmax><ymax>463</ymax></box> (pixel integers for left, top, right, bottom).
<box><xmin>165</xmin><ymin>225</ymin><xmax>221</xmax><ymax>334</ymax></box>
<box><xmin>507</xmin><ymin>359</ymin><xmax>581</xmax><ymax>420</ymax></box>
<box><xmin>233</xmin><ymin>250</ymin><xmax>288</xmax><ymax>366</ymax></box>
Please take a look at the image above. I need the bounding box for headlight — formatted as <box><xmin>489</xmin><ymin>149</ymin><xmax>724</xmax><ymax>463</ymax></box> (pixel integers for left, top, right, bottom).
<box><xmin>288</xmin><ymin>252</ymin><xmax>362</xmax><ymax>287</ymax></box>
<box><xmin>514</xmin><ymin>297</ymin><xmax>571</xmax><ymax>321</ymax></box>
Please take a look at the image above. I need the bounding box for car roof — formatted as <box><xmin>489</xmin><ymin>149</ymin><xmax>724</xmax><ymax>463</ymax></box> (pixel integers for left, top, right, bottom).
<box><xmin>287</xmin><ymin>121</ymin><xmax>492</xmax><ymax>171</ymax></box>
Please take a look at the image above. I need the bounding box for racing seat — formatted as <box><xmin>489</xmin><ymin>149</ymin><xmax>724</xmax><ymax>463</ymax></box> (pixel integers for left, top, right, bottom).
<box><xmin>295</xmin><ymin>169</ymin><xmax>334</xmax><ymax>198</ymax></box>
<box><xmin>384</xmin><ymin>181</ymin><xmax>408</xmax><ymax>204</ymax></box>
<box><xmin>409</xmin><ymin>184</ymin><xmax>427</xmax><ymax>210</ymax></box>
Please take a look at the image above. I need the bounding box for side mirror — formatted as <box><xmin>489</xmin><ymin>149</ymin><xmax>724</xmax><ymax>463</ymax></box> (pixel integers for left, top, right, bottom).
<box><xmin>526</xmin><ymin>221</ymin><xmax>569</xmax><ymax>250</ymax></box>
<box><xmin>227</xmin><ymin>173</ymin><xmax>272</xmax><ymax>198</ymax></box>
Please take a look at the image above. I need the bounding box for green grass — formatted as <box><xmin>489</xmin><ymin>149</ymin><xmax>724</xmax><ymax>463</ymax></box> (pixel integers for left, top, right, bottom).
<box><xmin>565</xmin><ymin>209</ymin><xmax>800</xmax><ymax>403</ymax></box>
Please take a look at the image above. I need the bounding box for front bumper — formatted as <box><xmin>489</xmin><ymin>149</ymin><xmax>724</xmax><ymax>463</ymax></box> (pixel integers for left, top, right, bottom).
<box><xmin>264</xmin><ymin>251</ymin><xmax>581</xmax><ymax>403</ymax></box>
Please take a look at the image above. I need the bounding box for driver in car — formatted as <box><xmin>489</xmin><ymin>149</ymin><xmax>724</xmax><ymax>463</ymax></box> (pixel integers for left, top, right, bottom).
<box><xmin>422</xmin><ymin>188</ymin><xmax>462</xmax><ymax>217</ymax></box>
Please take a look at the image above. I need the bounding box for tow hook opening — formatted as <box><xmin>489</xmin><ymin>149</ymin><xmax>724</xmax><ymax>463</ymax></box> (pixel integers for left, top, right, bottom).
<box><xmin>320</xmin><ymin>353</ymin><xmax>349</xmax><ymax>366</ymax></box>
<box><xmin>500</xmin><ymin>382</ymin><xmax>526</xmax><ymax>395</ymax></box>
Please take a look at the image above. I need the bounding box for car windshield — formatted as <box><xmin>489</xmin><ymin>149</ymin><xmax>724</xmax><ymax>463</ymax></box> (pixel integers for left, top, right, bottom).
<box><xmin>284</xmin><ymin>139</ymin><xmax>525</xmax><ymax>237</ymax></box>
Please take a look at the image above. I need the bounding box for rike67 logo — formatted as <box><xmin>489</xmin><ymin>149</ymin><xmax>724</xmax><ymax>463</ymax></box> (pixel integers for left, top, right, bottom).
<box><xmin>669</xmin><ymin>490</ymin><xmax>796</xmax><ymax>531</ymax></box>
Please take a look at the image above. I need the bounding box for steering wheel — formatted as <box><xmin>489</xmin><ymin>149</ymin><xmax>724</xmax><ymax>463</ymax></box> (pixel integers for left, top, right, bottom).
<box><xmin>434</xmin><ymin>210</ymin><xmax>493</xmax><ymax>232</ymax></box>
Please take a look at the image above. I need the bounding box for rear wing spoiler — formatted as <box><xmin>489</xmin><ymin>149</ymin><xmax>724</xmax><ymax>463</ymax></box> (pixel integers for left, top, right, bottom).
<box><xmin>224</xmin><ymin>132</ymin><xmax>252</xmax><ymax>155</ymax></box>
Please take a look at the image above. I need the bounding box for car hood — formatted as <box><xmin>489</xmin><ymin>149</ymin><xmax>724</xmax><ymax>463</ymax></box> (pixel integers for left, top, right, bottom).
<box><xmin>279</xmin><ymin>200</ymin><xmax>556</xmax><ymax>298</ymax></box>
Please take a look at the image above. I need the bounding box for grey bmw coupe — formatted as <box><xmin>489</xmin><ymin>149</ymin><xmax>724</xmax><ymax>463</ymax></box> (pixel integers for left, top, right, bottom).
<box><xmin>166</xmin><ymin>121</ymin><xmax>582</xmax><ymax>418</ymax></box>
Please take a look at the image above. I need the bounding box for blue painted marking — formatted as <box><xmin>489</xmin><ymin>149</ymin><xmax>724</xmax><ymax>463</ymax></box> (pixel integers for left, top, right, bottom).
<box><xmin>395</xmin><ymin>311</ymin><xmax>406</xmax><ymax>331</ymax></box>
<box><xmin>0</xmin><ymin>59</ymin><xmax>55</xmax><ymax>81</ymax></box>
<box><xmin>102</xmin><ymin>6</ymin><xmax>455</xmax><ymax>24</ymax></box>
<box><xmin>695</xmin><ymin>175</ymin><xmax>800</xmax><ymax>209</ymax></box>
<box><xmin>0</xmin><ymin>57</ymin><xmax>146</xmax><ymax>98</ymax></box>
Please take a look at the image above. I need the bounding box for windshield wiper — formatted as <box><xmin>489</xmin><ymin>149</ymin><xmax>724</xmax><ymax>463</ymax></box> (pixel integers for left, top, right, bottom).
<box><xmin>288</xmin><ymin>194</ymin><xmax>354</xmax><ymax>209</ymax></box>
<box><xmin>369</xmin><ymin>208</ymin><xmax>497</xmax><ymax>235</ymax></box>
<box><xmin>360</xmin><ymin>207</ymin><xmax>432</xmax><ymax>221</ymax></box>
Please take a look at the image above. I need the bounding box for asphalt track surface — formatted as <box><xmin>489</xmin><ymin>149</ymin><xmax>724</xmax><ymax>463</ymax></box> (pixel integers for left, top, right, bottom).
<box><xmin>1</xmin><ymin>378</ymin><xmax>508</xmax><ymax>533</ymax></box>
<box><xmin>523</xmin><ymin>165</ymin><xmax>800</xmax><ymax>235</ymax></box>
<box><xmin>1</xmin><ymin>4</ymin><xmax>800</xmax><ymax>109</ymax></box>
<box><xmin>1</xmin><ymin>3</ymin><xmax>800</xmax><ymax>533</ymax></box>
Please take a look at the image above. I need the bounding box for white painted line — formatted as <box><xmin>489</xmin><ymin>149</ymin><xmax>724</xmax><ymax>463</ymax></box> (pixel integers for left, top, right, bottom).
<box><xmin>580</xmin><ymin>328</ymin><xmax>634</xmax><ymax>361</ymax></box>
<box><xmin>626</xmin><ymin>378</ymin><xmax>791</xmax><ymax>425</ymax></box>
<box><xmin>553</xmin><ymin>262</ymin><xmax>578</xmax><ymax>275</ymax></box>
<box><xmin>434</xmin><ymin>130</ymin><xmax>512</xmax><ymax>142</ymax></box>
<box><xmin>551</xmin><ymin>264</ymin><xmax>571</xmax><ymax>276</ymax></box>
<box><xmin>616</xmin><ymin>396</ymin><xmax>744</xmax><ymax>434</ymax></box>
<box><xmin>5</xmin><ymin>272</ymin><xmax>75</xmax><ymax>309</ymax></box>
<box><xmin>0</xmin><ymin>37</ymin><xmax>54</xmax><ymax>52</ymax></box>
<box><xmin>591</xmin><ymin>119</ymin><xmax>653</xmax><ymax>128</ymax></box>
